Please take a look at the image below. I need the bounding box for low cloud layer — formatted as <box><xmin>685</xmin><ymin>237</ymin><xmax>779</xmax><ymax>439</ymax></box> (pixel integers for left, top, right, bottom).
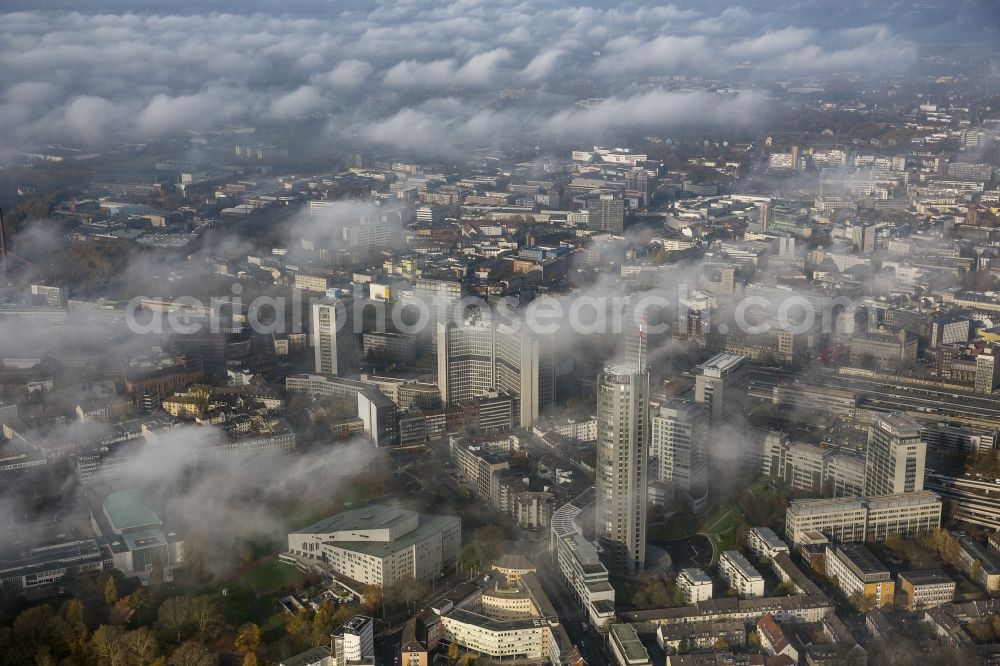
<box><xmin>1</xmin><ymin>0</ymin><xmax>992</xmax><ymax>155</ymax></box>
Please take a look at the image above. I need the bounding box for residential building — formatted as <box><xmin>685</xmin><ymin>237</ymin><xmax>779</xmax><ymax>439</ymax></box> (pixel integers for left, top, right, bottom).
<box><xmin>757</xmin><ymin>614</ymin><xmax>798</xmax><ymax>663</ymax></box>
<box><xmin>608</xmin><ymin>624</ymin><xmax>651</xmax><ymax>666</ymax></box>
<box><xmin>718</xmin><ymin>551</ymin><xmax>765</xmax><ymax>599</ymax></box>
<box><xmin>588</xmin><ymin>194</ymin><xmax>624</xmax><ymax>234</ymax></box>
<box><xmin>550</xmin><ymin>490</ymin><xmax>616</xmax><ymax>629</ymax></box>
<box><xmin>824</xmin><ymin>544</ymin><xmax>894</xmax><ymax>608</ymax></box>
<box><xmin>650</xmin><ymin>400</ymin><xmax>709</xmax><ymax>505</ymax></box>
<box><xmin>956</xmin><ymin>535</ymin><xmax>1000</xmax><ymax>593</ymax></box>
<box><xmin>656</xmin><ymin>621</ymin><xmax>745</xmax><ymax>654</ymax></box>
<box><xmin>595</xmin><ymin>364</ymin><xmax>649</xmax><ymax>576</ymax></box>
<box><xmin>745</xmin><ymin>527</ymin><xmax>790</xmax><ymax>562</ymax></box>
<box><xmin>676</xmin><ymin>568</ymin><xmax>713</xmax><ymax>603</ymax></box>
<box><xmin>898</xmin><ymin>570</ymin><xmax>955</xmax><ymax>610</ymax></box>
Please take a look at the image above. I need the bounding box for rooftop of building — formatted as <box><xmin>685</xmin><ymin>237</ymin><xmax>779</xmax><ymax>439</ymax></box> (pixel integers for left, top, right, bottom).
<box><xmin>494</xmin><ymin>553</ymin><xmax>534</xmax><ymax>572</ymax></box>
<box><xmin>898</xmin><ymin>569</ymin><xmax>954</xmax><ymax>587</ymax></box>
<box><xmin>444</xmin><ymin>608</ymin><xmax>545</xmax><ymax>632</ymax></box>
<box><xmin>280</xmin><ymin>646</ymin><xmax>332</xmax><ymax>666</ymax></box>
<box><xmin>103</xmin><ymin>489</ymin><xmax>161</xmax><ymax>532</ymax></box>
<box><xmin>609</xmin><ymin>623</ymin><xmax>650</xmax><ymax>663</ymax></box>
<box><xmin>749</xmin><ymin>527</ymin><xmax>788</xmax><ymax>549</ymax></box>
<box><xmin>294</xmin><ymin>506</ymin><xmax>458</xmax><ymax>558</ymax></box>
<box><xmin>679</xmin><ymin>567</ymin><xmax>712</xmax><ymax>584</ymax></box>
<box><xmin>697</xmin><ymin>352</ymin><xmax>747</xmax><ymax>373</ymax></box>
<box><xmin>787</xmin><ymin>496</ymin><xmax>866</xmax><ymax>514</ymax></box>
<box><xmin>831</xmin><ymin>543</ymin><xmax>889</xmax><ymax>578</ymax></box>
<box><xmin>874</xmin><ymin>412</ymin><xmax>922</xmax><ymax>437</ymax></box>
<box><xmin>295</xmin><ymin>505</ymin><xmax>415</xmax><ymax>536</ymax></box>
<box><xmin>720</xmin><ymin>550</ymin><xmax>763</xmax><ymax>579</ymax></box>
<box><xmin>620</xmin><ymin>594</ymin><xmax>832</xmax><ymax>623</ymax></box>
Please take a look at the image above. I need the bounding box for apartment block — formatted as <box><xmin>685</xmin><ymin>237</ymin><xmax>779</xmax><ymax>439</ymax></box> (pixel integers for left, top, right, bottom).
<box><xmin>676</xmin><ymin>568</ymin><xmax>713</xmax><ymax>604</ymax></box>
<box><xmin>824</xmin><ymin>544</ymin><xmax>894</xmax><ymax>609</ymax></box>
<box><xmin>718</xmin><ymin>551</ymin><xmax>765</xmax><ymax>599</ymax></box>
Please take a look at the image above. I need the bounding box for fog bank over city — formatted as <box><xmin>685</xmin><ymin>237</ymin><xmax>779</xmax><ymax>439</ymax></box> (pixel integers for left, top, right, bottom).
<box><xmin>2</xmin><ymin>0</ymin><xmax>996</xmax><ymax>156</ymax></box>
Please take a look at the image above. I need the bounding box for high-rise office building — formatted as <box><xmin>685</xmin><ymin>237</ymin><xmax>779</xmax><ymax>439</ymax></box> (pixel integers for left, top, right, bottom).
<box><xmin>415</xmin><ymin>204</ymin><xmax>445</xmax><ymax>225</ymax></box>
<box><xmin>651</xmin><ymin>399</ymin><xmax>709</xmax><ymax>493</ymax></box>
<box><xmin>587</xmin><ymin>194</ymin><xmax>625</xmax><ymax>234</ymax></box>
<box><xmin>308</xmin><ymin>201</ymin><xmax>399</xmax><ymax>248</ymax></box>
<box><xmin>437</xmin><ymin>320</ymin><xmax>554</xmax><ymax>428</ymax></box>
<box><xmin>852</xmin><ymin>224</ymin><xmax>877</xmax><ymax>254</ymax></box>
<box><xmin>595</xmin><ymin>364</ymin><xmax>648</xmax><ymax>576</ymax></box>
<box><xmin>976</xmin><ymin>346</ymin><xmax>1000</xmax><ymax>395</ymax></box>
<box><xmin>624</xmin><ymin>168</ymin><xmax>650</xmax><ymax>208</ymax></box>
<box><xmin>694</xmin><ymin>353</ymin><xmax>749</xmax><ymax>425</ymax></box>
<box><xmin>864</xmin><ymin>413</ymin><xmax>926</xmax><ymax>497</ymax></box>
<box><xmin>411</xmin><ymin>276</ymin><xmax>464</xmax><ymax>356</ymax></box>
<box><xmin>312</xmin><ymin>296</ymin><xmax>361</xmax><ymax>376</ymax></box>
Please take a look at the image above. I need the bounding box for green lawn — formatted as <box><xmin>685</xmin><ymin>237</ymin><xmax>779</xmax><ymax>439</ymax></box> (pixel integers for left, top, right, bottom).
<box><xmin>246</xmin><ymin>559</ymin><xmax>303</xmax><ymax>595</ymax></box>
<box><xmin>647</xmin><ymin>501</ymin><xmax>749</xmax><ymax>566</ymax></box>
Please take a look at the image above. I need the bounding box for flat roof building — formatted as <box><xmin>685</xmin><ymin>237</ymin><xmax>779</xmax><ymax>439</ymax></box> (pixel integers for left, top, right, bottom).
<box><xmin>286</xmin><ymin>505</ymin><xmax>460</xmax><ymax>588</ymax></box>
<box><xmin>745</xmin><ymin>527</ymin><xmax>789</xmax><ymax>562</ymax></box>
<box><xmin>676</xmin><ymin>568</ymin><xmax>713</xmax><ymax>603</ymax></box>
<box><xmin>718</xmin><ymin>551</ymin><xmax>765</xmax><ymax>599</ymax></box>
<box><xmin>825</xmin><ymin>544</ymin><xmax>894</xmax><ymax>609</ymax></box>
<box><xmin>608</xmin><ymin>624</ymin><xmax>651</xmax><ymax>666</ymax></box>
<box><xmin>898</xmin><ymin>570</ymin><xmax>955</xmax><ymax>610</ymax></box>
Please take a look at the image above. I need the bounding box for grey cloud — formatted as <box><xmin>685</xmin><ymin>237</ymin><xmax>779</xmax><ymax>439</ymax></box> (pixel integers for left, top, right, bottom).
<box><xmin>0</xmin><ymin>1</ymin><xmax>990</xmax><ymax>154</ymax></box>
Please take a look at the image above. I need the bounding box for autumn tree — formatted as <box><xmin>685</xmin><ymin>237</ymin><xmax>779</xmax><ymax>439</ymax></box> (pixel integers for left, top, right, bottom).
<box><xmin>104</xmin><ymin>576</ymin><xmax>119</xmax><ymax>606</ymax></box>
<box><xmin>169</xmin><ymin>641</ymin><xmax>218</xmax><ymax>666</ymax></box>
<box><xmin>363</xmin><ymin>585</ymin><xmax>383</xmax><ymax>613</ymax></box>
<box><xmin>158</xmin><ymin>597</ymin><xmax>193</xmax><ymax>643</ymax></box>
<box><xmin>117</xmin><ymin>627</ymin><xmax>161</xmax><ymax>665</ymax></box>
<box><xmin>234</xmin><ymin>623</ymin><xmax>261</xmax><ymax>657</ymax></box>
<box><xmin>189</xmin><ymin>596</ymin><xmax>224</xmax><ymax>641</ymax></box>
<box><xmin>8</xmin><ymin>605</ymin><xmax>72</xmax><ymax>664</ymax></box>
<box><xmin>128</xmin><ymin>587</ymin><xmax>152</xmax><ymax>624</ymax></box>
<box><xmin>286</xmin><ymin>609</ymin><xmax>313</xmax><ymax>651</ymax></box>
<box><xmin>61</xmin><ymin>599</ymin><xmax>89</xmax><ymax>660</ymax></box>
<box><xmin>447</xmin><ymin>641</ymin><xmax>460</xmax><ymax>665</ymax></box>
<box><xmin>90</xmin><ymin>625</ymin><xmax>126</xmax><ymax>665</ymax></box>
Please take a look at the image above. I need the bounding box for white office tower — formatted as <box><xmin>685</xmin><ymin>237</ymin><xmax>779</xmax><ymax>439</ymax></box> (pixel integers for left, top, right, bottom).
<box><xmin>651</xmin><ymin>399</ymin><xmax>709</xmax><ymax>493</ymax></box>
<box><xmin>312</xmin><ymin>296</ymin><xmax>361</xmax><ymax>376</ymax></box>
<box><xmin>437</xmin><ymin>319</ymin><xmax>554</xmax><ymax>428</ymax></box>
<box><xmin>596</xmin><ymin>364</ymin><xmax>649</xmax><ymax>576</ymax></box>
<box><xmin>332</xmin><ymin>615</ymin><xmax>375</xmax><ymax>666</ymax></box>
<box><xmin>694</xmin><ymin>353</ymin><xmax>749</xmax><ymax>425</ymax></box>
<box><xmin>864</xmin><ymin>413</ymin><xmax>926</xmax><ymax>497</ymax></box>
<box><xmin>412</xmin><ymin>276</ymin><xmax>464</xmax><ymax>355</ymax></box>
<box><xmin>307</xmin><ymin>201</ymin><xmax>399</xmax><ymax>248</ymax></box>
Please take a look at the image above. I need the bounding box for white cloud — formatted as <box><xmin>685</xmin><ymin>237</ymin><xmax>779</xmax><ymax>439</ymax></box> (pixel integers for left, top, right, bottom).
<box><xmin>0</xmin><ymin>2</ymin><xmax>962</xmax><ymax>153</ymax></box>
